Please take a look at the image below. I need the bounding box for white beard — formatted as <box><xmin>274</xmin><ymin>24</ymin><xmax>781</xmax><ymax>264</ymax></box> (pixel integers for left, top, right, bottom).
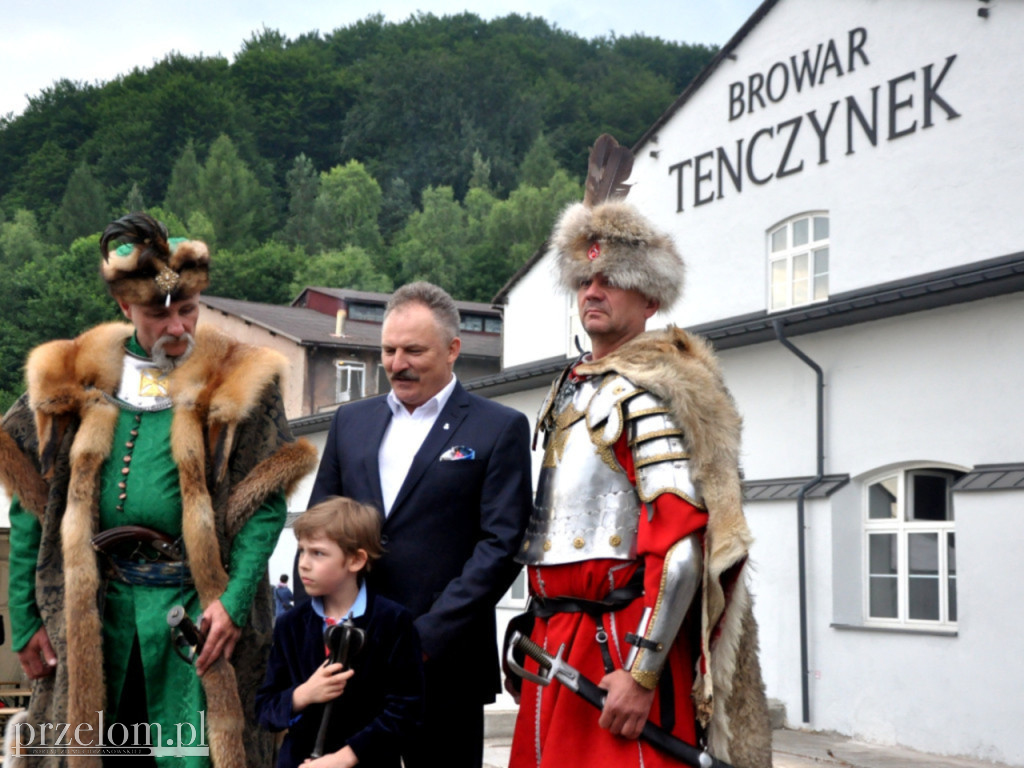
<box><xmin>151</xmin><ymin>332</ymin><xmax>196</xmax><ymax>372</ymax></box>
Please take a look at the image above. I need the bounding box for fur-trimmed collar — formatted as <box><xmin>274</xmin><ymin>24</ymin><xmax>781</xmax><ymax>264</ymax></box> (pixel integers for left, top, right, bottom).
<box><xmin>27</xmin><ymin>321</ymin><xmax>286</xmax><ymax>419</ymax></box>
<box><xmin>25</xmin><ymin>322</ymin><xmax>289</xmax><ymax>479</ymax></box>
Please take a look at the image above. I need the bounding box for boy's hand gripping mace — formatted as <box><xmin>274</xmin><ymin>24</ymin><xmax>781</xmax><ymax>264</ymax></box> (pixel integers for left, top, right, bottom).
<box><xmin>310</xmin><ymin>621</ymin><xmax>366</xmax><ymax>758</ymax></box>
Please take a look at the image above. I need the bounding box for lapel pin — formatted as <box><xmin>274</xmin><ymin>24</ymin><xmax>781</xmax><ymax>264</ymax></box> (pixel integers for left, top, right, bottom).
<box><xmin>443</xmin><ymin>423</ymin><xmax>450</xmax><ymax>430</ymax></box>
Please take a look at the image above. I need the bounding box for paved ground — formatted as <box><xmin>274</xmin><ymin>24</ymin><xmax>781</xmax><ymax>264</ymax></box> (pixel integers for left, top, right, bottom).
<box><xmin>484</xmin><ymin>727</ymin><xmax>1018</xmax><ymax>768</ymax></box>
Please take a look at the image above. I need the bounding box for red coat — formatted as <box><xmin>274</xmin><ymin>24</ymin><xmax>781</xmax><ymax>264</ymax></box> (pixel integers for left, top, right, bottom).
<box><xmin>510</xmin><ymin>434</ymin><xmax>708</xmax><ymax>768</ymax></box>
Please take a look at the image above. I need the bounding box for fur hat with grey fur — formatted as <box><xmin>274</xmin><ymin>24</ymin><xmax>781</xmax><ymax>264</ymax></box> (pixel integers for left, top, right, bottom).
<box><xmin>551</xmin><ymin>199</ymin><xmax>686</xmax><ymax>309</ymax></box>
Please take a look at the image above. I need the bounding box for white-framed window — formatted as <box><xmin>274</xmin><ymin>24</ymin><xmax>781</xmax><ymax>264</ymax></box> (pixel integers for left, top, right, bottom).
<box><xmin>335</xmin><ymin>361</ymin><xmax>366</xmax><ymax>403</ymax></box>
<box><xmin>376</xmin><ymin>363</ymin><xmax>389</xmax><ymax>395</ymax></box>
<box><xmin>863</xmin><ymin>466</ymin><xmax>963</xmax><ymax>628</ymax></box>
<box><xmin>768</xmin><ymin>212</ymin><xmax>829</xmax><ymax>311</ymax></box>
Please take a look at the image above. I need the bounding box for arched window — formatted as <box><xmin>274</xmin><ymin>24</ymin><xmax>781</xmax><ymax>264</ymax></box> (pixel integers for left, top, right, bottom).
<box><xmin>864</xmin><ymin>466</ymin><xmax>962</xmax><ymax>627</ymax></box>
<box><xmin>768</xmin><ymin>212</ymin><xmax>829</xmax><ymax>311</ymax></box>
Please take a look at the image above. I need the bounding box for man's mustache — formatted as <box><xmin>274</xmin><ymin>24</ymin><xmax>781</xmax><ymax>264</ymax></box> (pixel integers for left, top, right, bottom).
<box><xmin>151</xmin><ymin>332</ymin><xmax>195</xmax><ymax>371</ymax></box>
<box><xmin>390</xmin><ymin>370</ymin><xmax>420</xmax><ymax>382</ymax></box>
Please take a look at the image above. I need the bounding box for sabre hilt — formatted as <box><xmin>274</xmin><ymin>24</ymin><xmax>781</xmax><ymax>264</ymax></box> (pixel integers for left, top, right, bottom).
<box><xmin>505</xmin><ymin>630</ymin><xmax>727</xmax><ymax>768</ymax></box>
<box><xmin>310</xmin><ymin>621</ymin><xmax>366</xmax><ymax>758</ymax></box>
<box><xmin>167</xmin><ymin>605</ymin><xmax>206</xmax><ymax>664</ymax></box>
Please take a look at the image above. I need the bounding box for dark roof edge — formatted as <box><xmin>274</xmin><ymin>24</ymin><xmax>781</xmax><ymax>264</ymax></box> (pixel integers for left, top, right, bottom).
<box><xmin>743</xmin><ymin>474</ymin><xmax>850</xmax><ymax>501</ymax></box>
<box><xmin>691</xmin><ymin>251</ymin><xmax>1024</xmax><ymax>350</ymax></box>
<box><xmin>484</xmin><ymin>251</ymin><xmax>1024</xmax><ymax>398</ymax></box>
<box><xmin>301</xmin><ymin>286</ymin><xmax>502</xmax><ymax>314</ymax></box>
<box><xmin>464</xmin><ymin>354</ymin><xmax>573</xmax><ymax>397</ymax></box>
<box><xmin>200</xmin><ymin>298</ymin><xmax>304</xmax><ymax>344</ymax></box>
<box><xmin>633</xmin><ymin>0</ymin><xmax>779</xmax><ymax>154</ymax></box>
<box><xmin>953</xmin><ymin>463</ymin><xmax>1024</xmax><ymax>493</ymax></box>
<box><xmin>289</xmin><ymin>411</ymin><xmax>336</xmax><ymax>435</ymax></box>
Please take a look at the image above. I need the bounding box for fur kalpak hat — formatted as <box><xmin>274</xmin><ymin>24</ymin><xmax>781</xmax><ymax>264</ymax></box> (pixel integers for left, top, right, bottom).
<box><xmin>552</xmin><ymin>135</ymin><xmax>685</xmax><ymax>309</ymax></box>
<box><xmin>100</xmin><ymin>212</ymin><xmax>210</xmax><ymax>306</ymax></box>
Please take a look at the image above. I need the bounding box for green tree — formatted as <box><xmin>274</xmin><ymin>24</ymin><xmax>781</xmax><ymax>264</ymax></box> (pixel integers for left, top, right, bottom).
<box><xmin>86</xmin><ymin>54</ymin><xmax>242</xmax><ymax>205</ymax></box>
<box><xmin>462</xmin><ymin>169</ymin><xmax>581</xmax><ymax>300</ymax></box>
<box><xmin>390</xmin><ymin>185</ymin><xmax>468</xmax><ymax>292</ymax></box>
<box><xmin>468</xmin><ymin>150</ymin><xmax>492</xmax><ymax>192</ymax></box>
<box><xmin>143</xmin><ymin>206</ymin><xmax>188</xmax><ymax>240</ymax></box>
<box><xmin>280</xmin><ymin>154</ymin><xmax>319</xmax><ymax>250</ymax></box>
<box><xmin>123</xmin><ymin>183</ymin><xmax>146</xmax><ymax>213</ymax></box>
<box><xmin>0</xmin><ymin>209</ymin><xmax>53</xmax><ymax>268</ymax></box>
<box><xmin>1</xmin><ymin>140</ymin><xmax>75</xmax><ymax>225</ymax></box>
<box><xmin>379</xmin><ymin>177</ymin><xmax>415</xmax><ymax>245</ymax></box>
<box><xmin>210</xmin><ymin>241</ymin><xmax>305</xmax><ymax>304</ymax></box>
<box><xmin>310</xmin><ymin>161</ymin><xmax>383</xmax><ymax>255</ymax></box>
<box><xmin>0</xmin><ymin>234</ymin><xmax>117</xmax><ymax>407</ymax></box>
<box><xmin>185</xmin><ymin>210</ymin><xmax>216</xmax><ymax>247</ymax></box>
<box><xmin>290</xmin><ymin>245</ymin><xmax>393</xmax><ymax>295</ymax></box>
<box><xmin>519</xmin><ymin>133</ymin><xmax>559</xmax><ymax>188</ymax></box>
<box><xmin>18</xmin><ymin>235</ymin><xmax>117</xmax><ymax>343</ymax></box>
<box><xmin>0</xmin><ymin>79</ymin><xmax>99</xmax><ymax>211</ymax></box>
<box><xmin>197</xmin><ymin>134</ymin><xmax>272</xmax><ymax>252</ymax></box>
<box><xmin>52</xmin><ymin>164</ymin><xmax>109</xmax><ymax>247</ymax></box>
<box><xmin>231</xmin><ymin>29</ymin><xmax>353</xmax><ymax>174</ymax></box>
<box><xmin>0</xmin><ymin>12</ymin><xmax>717</xmax><ymax>266</ymax></box>
<box><xmin>164</xmin><ymin>139</ymin><xmax>203</xmax><ymax>222</ymax></box>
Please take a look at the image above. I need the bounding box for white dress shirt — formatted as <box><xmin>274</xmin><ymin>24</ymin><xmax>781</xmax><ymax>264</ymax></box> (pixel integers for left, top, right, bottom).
<box><xmin>378</xmin><ymin>374</ymin><xmax>458</xmax><ymax>516</ymax></box>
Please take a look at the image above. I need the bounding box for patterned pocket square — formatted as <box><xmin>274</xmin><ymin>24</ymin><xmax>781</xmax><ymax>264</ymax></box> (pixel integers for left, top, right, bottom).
<box><xmin>440</xmin><ymin>445</ymin><xmax>476</xmax><ymax>461</ymax></box>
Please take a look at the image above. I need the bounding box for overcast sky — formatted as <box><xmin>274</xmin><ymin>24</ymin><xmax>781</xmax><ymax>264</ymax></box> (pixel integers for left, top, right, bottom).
<box><xmin>1</xmin><ymin>0</ymin><xmax>763</xmax><ymax>118</ymax></box>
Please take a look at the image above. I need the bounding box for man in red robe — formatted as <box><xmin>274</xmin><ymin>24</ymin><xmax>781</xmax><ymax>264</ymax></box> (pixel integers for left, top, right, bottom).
<box><xmin>508</xmin><ymin>138</ymin><xmax>772</xmax><ymax>768</ymax></box>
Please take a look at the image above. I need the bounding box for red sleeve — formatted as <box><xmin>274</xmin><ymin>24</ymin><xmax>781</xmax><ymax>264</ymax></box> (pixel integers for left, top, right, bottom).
<box><xmin>613</xmin><ymin>433</ymin><xmax>707</xmax><ymax>611</ymax></box>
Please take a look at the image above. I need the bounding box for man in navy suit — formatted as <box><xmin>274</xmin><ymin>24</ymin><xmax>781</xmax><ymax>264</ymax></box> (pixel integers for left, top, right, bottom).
<box><xmin>307</xmin><ymin>281</ymin><xmax>533</xmax><ymax>768</ymax></box>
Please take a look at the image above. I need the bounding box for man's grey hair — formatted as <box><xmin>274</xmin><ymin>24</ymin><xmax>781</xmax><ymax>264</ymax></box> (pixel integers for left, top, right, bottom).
<box><xmin>385</xmin><ymin>282</ymin><xmax>461</xmax><ymax>343</ymax></box>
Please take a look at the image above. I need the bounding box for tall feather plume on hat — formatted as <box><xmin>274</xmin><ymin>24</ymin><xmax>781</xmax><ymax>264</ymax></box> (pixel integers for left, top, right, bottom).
<box><xmin>552</xmin><ymin>134</ymin><xmax>685</xmax><ymax>309</ymax></box>
<box><xmin>100</xmin><ymin>212</ymin><xmax>210</xmax><ymax>306</ymax></box>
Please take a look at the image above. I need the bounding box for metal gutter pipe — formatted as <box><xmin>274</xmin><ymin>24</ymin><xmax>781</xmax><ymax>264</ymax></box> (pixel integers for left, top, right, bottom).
<box><xmin>772</xmin><ymin>318</ymin><xmax>824</xmax><ymax>725</ymax></box>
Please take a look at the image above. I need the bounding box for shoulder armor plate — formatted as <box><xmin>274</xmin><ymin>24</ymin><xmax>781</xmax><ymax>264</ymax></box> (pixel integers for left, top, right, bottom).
<box><xmin>586</xmin><ymin>374</ymin><xmax>643</xmax><ymax>447</ymax></box>
<box><xmin>624</xmin><ymin>392</ymin><xmax>704</xmax><ymax>508</ymax></box>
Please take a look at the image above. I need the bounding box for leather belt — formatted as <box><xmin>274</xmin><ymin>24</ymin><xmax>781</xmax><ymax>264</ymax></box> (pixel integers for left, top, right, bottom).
<box><xmin>529</xmin><ymin>568</ymin><xmax>645</xmax><ymax>619</ymax></box>
<box><xmin>92</xmin><ymin>525</ymin><xmax>184</xmax><ymax>562</ymax></box>
<box><xmin>91</xmin><ymin>525</ymin><xmax>193</xmax><ymax>587</ymax></box>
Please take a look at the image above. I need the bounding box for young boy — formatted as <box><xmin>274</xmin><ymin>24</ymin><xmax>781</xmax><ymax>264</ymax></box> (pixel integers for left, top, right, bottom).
<box><xmin>256</xmin><ymin>497</ymin><xmax>423</xmax><ymax>768</ymax></box>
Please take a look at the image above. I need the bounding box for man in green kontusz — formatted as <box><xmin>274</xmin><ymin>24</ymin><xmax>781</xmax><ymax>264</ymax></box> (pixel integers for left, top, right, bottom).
<box><xmin>0</xmin><ymin>212</ymin><xmax>317</xmax><ymax>768</ymax></box>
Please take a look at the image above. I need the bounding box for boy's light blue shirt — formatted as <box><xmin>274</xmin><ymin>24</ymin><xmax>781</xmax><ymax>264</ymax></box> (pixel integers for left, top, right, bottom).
<box><xmin>310</xmin><ymin>581</ymin><xmax>368</xmax><ymax>625</ymax></box>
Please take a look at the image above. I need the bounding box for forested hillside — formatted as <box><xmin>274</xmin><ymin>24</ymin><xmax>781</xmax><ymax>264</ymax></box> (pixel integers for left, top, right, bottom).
<box><xmin>0</xmin><ymin>12</ymin><xmax>715</xmax><ymax>408</ymax></box>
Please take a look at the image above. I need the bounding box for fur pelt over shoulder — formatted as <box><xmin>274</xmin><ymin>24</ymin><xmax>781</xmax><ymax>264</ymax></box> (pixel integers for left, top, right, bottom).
<box><xmin>0</xmin><ymin>322</ymin><xmax>318</xmax><ymax>768</ymax></box>
<box><xmin>576</xmin><ymin>326</ymin><xmax>773</xmax><ymax>768</ymax></box>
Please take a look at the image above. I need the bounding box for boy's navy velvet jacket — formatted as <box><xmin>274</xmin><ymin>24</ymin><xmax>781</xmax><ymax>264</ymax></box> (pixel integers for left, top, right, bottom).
<box><xmin>255</xmin><ymin>590</ymin><xmax>424</xmax><ymax>768</ymax></box>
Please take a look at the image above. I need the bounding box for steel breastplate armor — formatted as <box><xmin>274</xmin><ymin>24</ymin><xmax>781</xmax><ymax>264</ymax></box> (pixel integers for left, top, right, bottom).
<box><xmin>519</xmin><ymin>368</ymin><xmax>705</xmax><ymax>567</ymax></box>
<box><xmin>518</xmin><ymin>372</ymin><xmax>639</xmax><ymax>565</ymax></box>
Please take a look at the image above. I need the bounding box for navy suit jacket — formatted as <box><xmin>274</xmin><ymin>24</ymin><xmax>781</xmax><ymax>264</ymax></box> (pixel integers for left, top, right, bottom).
<box><xmin>308</xmin><ymin>381</ymin><xmax>532</xmax><ymax>702</ymax></box>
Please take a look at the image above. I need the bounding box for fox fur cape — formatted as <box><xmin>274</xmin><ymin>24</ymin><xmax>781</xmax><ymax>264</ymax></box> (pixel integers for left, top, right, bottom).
<box><xmin>0</xmin><ymin>322</ymin><xmax>318</xmax><ymax>768</ymax></box>
<box><xmin>575</xmin><ymin>325</ymin><xmax>773</xmax><ymax>768</ymax></box>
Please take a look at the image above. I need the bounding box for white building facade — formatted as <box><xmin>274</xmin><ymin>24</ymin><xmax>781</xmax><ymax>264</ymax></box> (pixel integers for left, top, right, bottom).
<box><xmin>486</xmin><ymin>0</ymin><xmax>1024</xmax><ymax>763</ymax></box>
